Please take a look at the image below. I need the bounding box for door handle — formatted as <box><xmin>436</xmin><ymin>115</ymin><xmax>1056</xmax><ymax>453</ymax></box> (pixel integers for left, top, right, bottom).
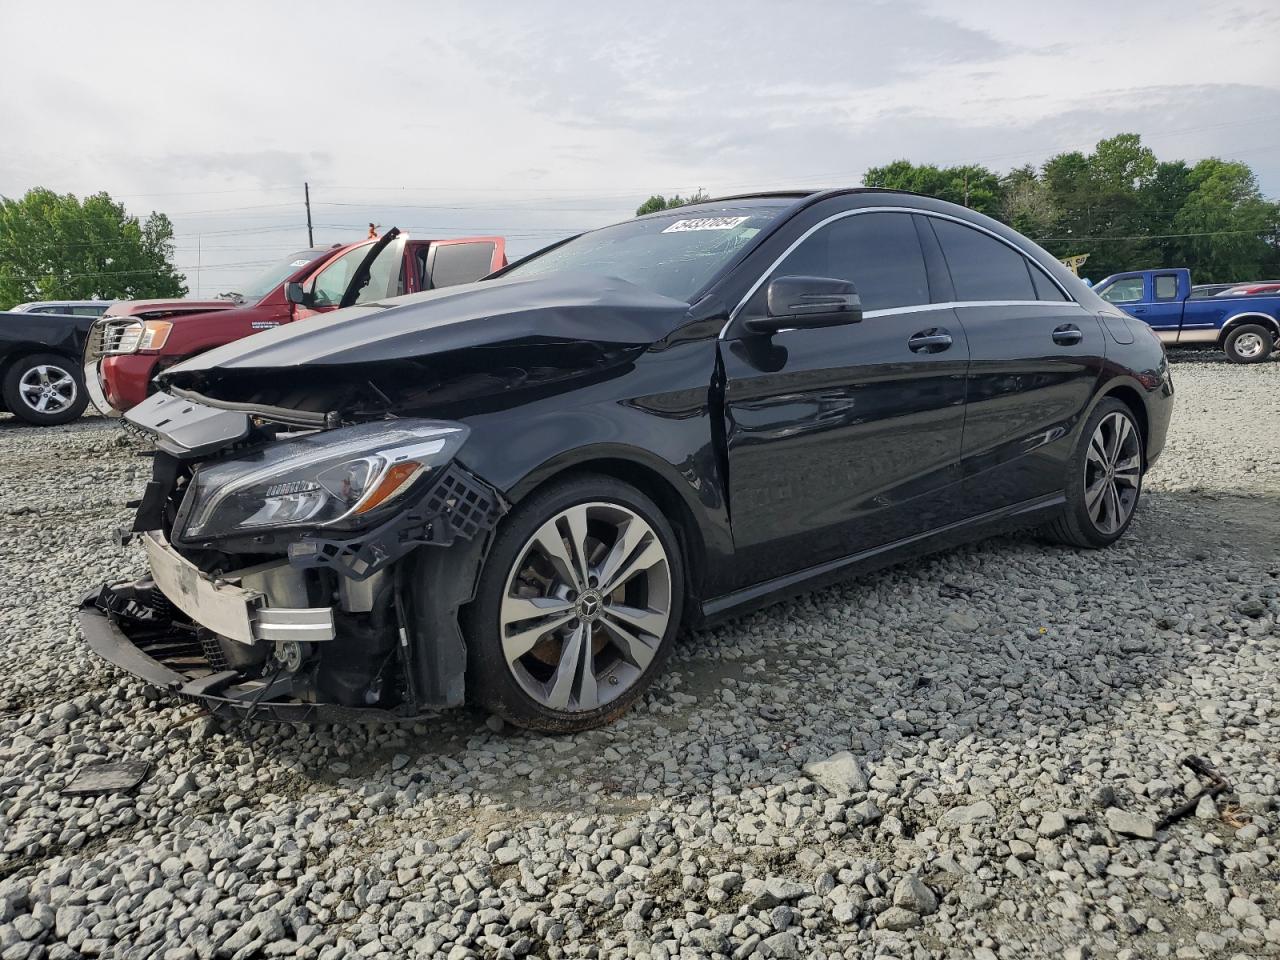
<box><xmin>907</xmin><ymin>329</ymin><xmax>952</xmax><ymax>353</ymax></box>
<box><xmin>1052</xmin><ymin>324</ymin><xmax>1084</xmax><ymax>346</ymax></box>
<box><xmin>1132</xmin><ymin>307</ymin><xmax>1147</xmax><ymax>314</ymax></box>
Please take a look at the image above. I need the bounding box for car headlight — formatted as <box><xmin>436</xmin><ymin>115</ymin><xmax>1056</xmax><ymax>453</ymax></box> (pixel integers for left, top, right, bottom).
<box><xmin>178</xmin><ymin>420</ymin><xmax>468</xmax><ymax>541</ymax></box>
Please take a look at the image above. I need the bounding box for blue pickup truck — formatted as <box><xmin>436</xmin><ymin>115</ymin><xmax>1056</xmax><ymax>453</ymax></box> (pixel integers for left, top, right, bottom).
<box><xmin>1093</xmin><ymin>268</ymin><xmax>1280</xmax><ymax>363</ymax></box>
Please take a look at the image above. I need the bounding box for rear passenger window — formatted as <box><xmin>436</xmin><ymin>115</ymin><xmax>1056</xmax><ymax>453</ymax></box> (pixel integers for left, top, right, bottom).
<box><xmin>768</xmin><ymin>211</ymin><xmax>930</xmax><ymax>312</ymax></box>
<box><xmin>429</xmin><ymin>242</ymin><xmax>497</xmax><ymax>288</ymax></box>
<box><xmin>1154</xmin><ymin>275</ymin><xmax>1179</xmax><ymax>300</ymax></box>
<box><xmin>930</xmin><ymin>219</ymin><xmax>1036</xmax><ymax>302</ymax></box>
<box><xmin>1028</xmin><ymin>263</ymin><xmax>1068</xmax><ymax>302</ymax></box>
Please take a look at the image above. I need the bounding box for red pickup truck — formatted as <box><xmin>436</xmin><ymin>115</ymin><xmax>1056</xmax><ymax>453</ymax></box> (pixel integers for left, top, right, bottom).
<box><xmin>85</xmin><ymin>231</ymin><xmax>506</xmax><ymax>413</ymax></box>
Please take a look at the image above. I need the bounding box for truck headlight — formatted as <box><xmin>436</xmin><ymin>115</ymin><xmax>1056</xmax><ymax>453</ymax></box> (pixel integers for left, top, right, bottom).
<box><xmin>138</xmin><ymin>320</ymin><xmax>173</xmax><ymax>351</ymax></box>
<box><xmin>178</xmin><ymin>420</ymin><xmax>468</xmax><ymax>541</ymax></box>
<box><xmin>105</xmin><ymin>319</ymin><xmax>171</xmax><ymax>354</ymax></box>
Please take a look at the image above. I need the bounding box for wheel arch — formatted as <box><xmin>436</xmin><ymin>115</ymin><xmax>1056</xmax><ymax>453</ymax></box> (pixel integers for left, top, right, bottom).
<box><xmin>0</xmin><ymin>345</ymin><xmax>82</xmax><ymax>384</ymax></box>
<box><xmin>1100</xmin><ymin>383</ymin><xmax>1149</xmax><ymax>453</ymax></box>
<box><xmin>1079</xmin><ymin>376</ymin><xmax>1154</xmax><ymax>470</ymax></box>
<box><xmin>1218</xmin><ymin>312</ymin><xmax>1280</xmax><ymax>344</ymax></box>
<box><xmin>501</xmin><ymin>446</ymin><xmax>714</xmax><ymax>604</ymax></box>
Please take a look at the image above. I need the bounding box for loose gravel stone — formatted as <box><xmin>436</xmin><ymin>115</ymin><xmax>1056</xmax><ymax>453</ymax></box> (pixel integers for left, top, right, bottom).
<box><xmin>1106</xmin><ymin>808</ymin><xmax>1158</xmax><ymax>839</ymax></box>
<box><xmin>0</xmin><ymin>352</ymin><xmax>1277</xmax><ymax>960</ymax></box>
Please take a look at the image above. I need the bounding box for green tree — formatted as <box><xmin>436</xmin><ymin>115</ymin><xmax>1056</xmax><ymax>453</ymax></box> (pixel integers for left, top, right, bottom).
<box><xmin>635</xmin><ymin>189</ymin><xmax>709</xmax><ymax>216</ymax></box>
<box><xmin>1000</xmin><ymin>163</ymin><xmax>1056</xmax><ymax>240</ymax></box>
<box><xmin>1139</xmin><ymin>160</ymin><xmax>1194</xmax><ymax>268</ymax></box>
<box><xmin>862</xmin><ymin>161</ymin><xmax>1003</xmax><ymax>218</ymax></box>
<box><xmin>1040</xmin><ymin>135</ymin><xmax>1159</xmax><ymax>278</ymax></box>
<box><xmin>1171</xmin><ymin>159</ymin><xmax>1280</xmax><ymax>282</ymax></box>
<box><xmin>0</xmin><ymin>188</ymin><xmax>187</xmax><ymax>307</ymax></box>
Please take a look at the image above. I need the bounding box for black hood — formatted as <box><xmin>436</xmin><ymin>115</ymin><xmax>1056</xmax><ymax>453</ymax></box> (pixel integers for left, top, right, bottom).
<box><xmin>157</xmin><ymin>272</ymin><xmax>693</xmax><ymax>420</ymax></box>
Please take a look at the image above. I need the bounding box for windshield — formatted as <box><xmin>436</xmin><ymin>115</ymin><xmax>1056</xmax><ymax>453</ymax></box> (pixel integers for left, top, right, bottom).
<box><xmin>233</xmin><ymin>248</ymin><xmax>329</xmax><ymax>302</ymax></box>
<box><xmin>503</xmin><ymin>206</ymin><xmax>786</xmax><ymax>301</ymax></box>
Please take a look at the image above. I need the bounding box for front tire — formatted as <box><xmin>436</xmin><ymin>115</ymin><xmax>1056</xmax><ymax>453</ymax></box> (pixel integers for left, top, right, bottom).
<box><xmin>1045</xmin><ymin>398</ymin><xmax>1144</xmax><ymax>549</ymax></box>
<box><xmin>2</xmin><ymin>353</ymin><xmax>89</xmax><ymax>426</ymax></box>
<box><xmin>1223</xmin><ymin>324</ymin><xmax>1273</xmax><ymax>364</ymax></box>
<box><xmin>465</xmin><ymin>474</ymin><xmax>684</xmax><ymax>733</ymax></box>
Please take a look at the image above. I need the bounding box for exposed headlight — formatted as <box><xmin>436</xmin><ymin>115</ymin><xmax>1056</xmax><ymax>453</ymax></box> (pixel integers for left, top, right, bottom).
<box><xmin>178</xmin><ymin>420</ymin><xmax>468</xmax><ymax>541</ymax></box>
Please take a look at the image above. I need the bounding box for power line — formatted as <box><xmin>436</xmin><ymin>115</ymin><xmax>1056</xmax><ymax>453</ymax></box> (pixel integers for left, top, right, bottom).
<box><xmin>1035</xmin><ymin>227</ymin><xmax>1274</xmax><ymax>242</ymax></box>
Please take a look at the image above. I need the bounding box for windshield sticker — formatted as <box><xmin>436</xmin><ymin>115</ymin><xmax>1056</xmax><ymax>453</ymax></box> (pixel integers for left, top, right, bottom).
<box><xmin>662</xmin><ymin>216</ymin><xmax>750</xmax><ymax>233</ymax></box>
<box><xmin>290</xmin><ymin>259</ymin><xmax>311</xmax><ymax>267</ymax></box>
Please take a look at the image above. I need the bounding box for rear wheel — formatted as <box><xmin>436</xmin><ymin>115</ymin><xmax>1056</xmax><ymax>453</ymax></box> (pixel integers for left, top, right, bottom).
<box><xmin>1044</xmin><ymin>398</ymin><xmax>1143</xmax><ymax>548</ymax></box>
<box><xmin>466</xmin><ymin>475</ymin><xmax>684</xmax><ymax>732</ymax></box>
<box><xmin>2</xmin><ymin>354</ymin><xmax>89</xmax><ymax>426</ymax></box>
<box><xmin>1223</xmin><ymin>324</ymin><xmax>1273</xmax><ymax>364</ymax></box>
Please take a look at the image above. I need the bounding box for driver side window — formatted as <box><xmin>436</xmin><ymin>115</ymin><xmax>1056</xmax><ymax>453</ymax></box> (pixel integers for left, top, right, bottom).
<box><xmin>1101</xmin><ymin>277</ymin><xmax>1145</xmax><ymax>304</ymax></box>
<box><xmin>749</xmin><ymin>212</ymin><xmax>930</xmax><ymax>314</ymax></box>
<box><xmin>310</xmin><ymin>247</ymin><xmax>368</xmax><ymax>308</ymax></box>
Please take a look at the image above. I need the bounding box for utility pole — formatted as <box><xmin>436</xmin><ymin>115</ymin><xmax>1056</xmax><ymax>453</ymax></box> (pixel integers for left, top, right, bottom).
<box><xmin>304</xmin><ymin>182</ymin><xmax>314</xmax><ymax>246</ymax></box>
<box><xmin>196</xmin><ymin>234</ymin><xmax>202</xmax><ymax>299</ymax></box>
<box><xmin>963</xmin><ymin>170</ymin><xmax>970</xmax><ymax>208</ymax></box>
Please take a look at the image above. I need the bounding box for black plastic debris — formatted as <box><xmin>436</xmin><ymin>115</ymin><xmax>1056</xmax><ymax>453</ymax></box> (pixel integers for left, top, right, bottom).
<box><xmin>62</xmin><ymin>761</ymin><xmax>150</xmax><ymax>796</ymax></box>
<box><xmin>1156</xmin><ymin>755</ymin><xmax>1230</xmax><ymax>830</ymax></box>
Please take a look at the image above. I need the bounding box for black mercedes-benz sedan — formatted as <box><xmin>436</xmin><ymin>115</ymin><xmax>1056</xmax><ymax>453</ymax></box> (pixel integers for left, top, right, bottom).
<box><xmin>81</xmin><ymin>189</ymin><xmax>1173</xmax><ymax>732</ymax></box>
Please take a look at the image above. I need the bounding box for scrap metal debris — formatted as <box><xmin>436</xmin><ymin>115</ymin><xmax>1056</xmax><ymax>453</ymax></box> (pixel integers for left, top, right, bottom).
<box><xmin>62</xmin><ymin>761</ymin><xmax>149</xmax><ymax>796</ymax></box>
<box><xmin>1156</xmin><ymin>755</ymin><xmax>1231</xmax><ymax>830</ymax></box>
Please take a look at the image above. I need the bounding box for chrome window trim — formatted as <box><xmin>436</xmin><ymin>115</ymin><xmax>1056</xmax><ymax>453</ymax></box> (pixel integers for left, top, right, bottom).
<box><xmin>719</xmin><ymin>205</ymin><xmax>1076</xmax><ymax>338</ymax></box>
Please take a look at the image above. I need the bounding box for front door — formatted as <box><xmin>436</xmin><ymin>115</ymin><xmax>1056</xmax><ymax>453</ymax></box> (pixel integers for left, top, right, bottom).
<box><xmin>294</xmin><ymin>235</ymin><xmax>407</xmax><ymax>321</ymax></box>
<box><xmin>720</xmin><ymin>210</ymin><xmax>970</xmax><ymax>589</ymax></box>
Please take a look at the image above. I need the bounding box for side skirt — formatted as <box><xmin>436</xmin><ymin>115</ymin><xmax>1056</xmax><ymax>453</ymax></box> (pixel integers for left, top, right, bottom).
<box><xmin>699</xmin><ymin>492</ymin><xmax>1065</xmax><ymax>623</ymax></box>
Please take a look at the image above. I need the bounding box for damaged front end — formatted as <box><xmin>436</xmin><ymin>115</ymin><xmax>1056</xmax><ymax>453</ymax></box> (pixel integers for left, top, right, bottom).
<box><xmin>80</xmin><ymin>392</ymin><xmax>505</xmax><ymax>722</ymax></box>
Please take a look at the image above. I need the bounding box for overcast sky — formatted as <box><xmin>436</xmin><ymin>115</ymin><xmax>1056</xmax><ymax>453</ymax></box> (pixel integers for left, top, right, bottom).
<box><xmin>2</xmin><ymin>0</ymin><xmax>1278</xmax><ymax>296</ymax></box>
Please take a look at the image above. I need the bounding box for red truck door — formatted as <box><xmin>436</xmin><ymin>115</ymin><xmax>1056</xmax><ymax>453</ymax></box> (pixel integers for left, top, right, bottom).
<box><xmin>293</xmin><ymin>232</ymin><xmax>407</xmax><ymax>320</ymax></box>
<box><xmin>419</xmin><ymin>238</ymin><xmax>507</xmax><ymax>289</ymax></box>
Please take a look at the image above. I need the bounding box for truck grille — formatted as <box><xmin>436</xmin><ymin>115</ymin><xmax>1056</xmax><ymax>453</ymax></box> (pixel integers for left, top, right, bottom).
<box><xmin>85</xmin><ymin>318</ymin><xmax>143</xmax><ymax>362</ymax></box>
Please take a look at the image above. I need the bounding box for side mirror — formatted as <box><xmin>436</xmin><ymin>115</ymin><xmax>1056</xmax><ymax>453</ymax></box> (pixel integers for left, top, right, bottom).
<box><xmin>284</xmin><ymin>281</ymin><xmax>309</xmax><ymax>306</ymax></box>
<box><xmin>745</xmin><ymin>276</ymin><xmax>863</xmax><ymax>334</ymax></box>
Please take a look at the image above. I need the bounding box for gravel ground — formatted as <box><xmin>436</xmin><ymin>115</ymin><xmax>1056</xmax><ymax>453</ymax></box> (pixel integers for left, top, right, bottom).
<box><xmin>1</xmin><ymin>350</ymin><xmax>1277</xmax><ymax>960</ymax></box>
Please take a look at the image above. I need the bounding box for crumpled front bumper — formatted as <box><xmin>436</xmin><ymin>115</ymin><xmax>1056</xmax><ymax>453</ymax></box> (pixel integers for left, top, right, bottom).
<box><xmin>79</xmin><ymin>583</ymin><xmax>424</xmax><ymax>723</ymax></box>
<box><xmin>81</xmin><ymin>462</ymin><xmax>507</xmax><ymax>723</ymax></box>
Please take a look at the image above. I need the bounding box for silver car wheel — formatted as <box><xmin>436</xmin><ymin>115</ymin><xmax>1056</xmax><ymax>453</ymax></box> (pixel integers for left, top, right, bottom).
<box><xmin>1233</xmin><ymin>331</ymin><xmax>1265</xmax><ymax>359</ymax></box>
<box><xmin>499</xmin><ymin>501</ymin><xmax>672</xmax><ymax>713</ymax></box>
<box><xmin>18</xmin><ymin>364</ymin><xmax>77</xmax><ymax>414</ymax></box>
<box><xmin>1084</xmin><ymin>411</ymin><xmax>1141</xmax><ymax>535</ymax></box>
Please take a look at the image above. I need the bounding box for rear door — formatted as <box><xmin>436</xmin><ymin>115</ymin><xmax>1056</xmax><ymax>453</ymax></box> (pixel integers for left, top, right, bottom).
<box><xmin>720</xmin><ymin>209</ymin><xmax>970</xmax><ymax>587</ymax></box>
<box><xmin>926</xmin><ymin>215</ymin><xmax>1107</xmax><ymax>515</ymax></box>
<box><xmin>423</xmin><ymin>239</ymin><xmax>506</xmax><ymax>289</ymax></box>
<box><xmin>1143</xmin><ymin>272</ymin><xmax>1186</xmax><ymax>340</ymax></box>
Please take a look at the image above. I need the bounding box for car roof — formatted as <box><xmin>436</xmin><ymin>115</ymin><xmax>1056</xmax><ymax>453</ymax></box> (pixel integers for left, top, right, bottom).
<box><xmin>699</xmin><ymin>187</ymin><xmax>930</xmax><ymax>205</ymax></box>
<box><xmin>13</xmin><ymin>299</ymin><xmax>115</xmax><ymax>308</ymax></box>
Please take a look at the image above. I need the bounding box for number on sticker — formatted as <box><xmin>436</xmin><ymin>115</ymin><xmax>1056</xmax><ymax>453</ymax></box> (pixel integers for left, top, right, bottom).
<box><xmin>661</xmin><ymin>217</ymin><xmax>750</xmax><ymax>233</ymax></box>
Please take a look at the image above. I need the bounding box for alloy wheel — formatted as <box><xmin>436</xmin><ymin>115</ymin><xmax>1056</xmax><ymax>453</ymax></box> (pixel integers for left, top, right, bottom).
<box><xmin>18</xmin><ymin>364</ymin><xmax>77</xmax><ymax>415</ymax></box>
<box><xmin>1084</xmin><ymin>411</ymin><xmax>1141</xmax><ymax>535</ymax></box>
<box><xmin>499</xmin><ymin>501</ymin><xmax>672</xmax><ymax>713</ymax></box>
<box><xmin>1233</xmin><ymin>331</ymin><xmax>1265</xmax><ymax>360</ymax></box>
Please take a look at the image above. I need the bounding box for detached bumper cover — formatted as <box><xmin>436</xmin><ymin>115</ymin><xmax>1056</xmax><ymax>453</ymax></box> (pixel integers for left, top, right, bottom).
<box><xmin>142</xmin><ymin>531</ymin><xmax>335</xmax><ymax>645</ymax></box>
